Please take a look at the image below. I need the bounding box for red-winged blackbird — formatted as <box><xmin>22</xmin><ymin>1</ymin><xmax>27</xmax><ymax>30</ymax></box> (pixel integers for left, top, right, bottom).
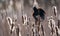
<box><xmin>33</xmin><ymin>7</ymin><xmax>46</xmax><ymax>21</ymax></box>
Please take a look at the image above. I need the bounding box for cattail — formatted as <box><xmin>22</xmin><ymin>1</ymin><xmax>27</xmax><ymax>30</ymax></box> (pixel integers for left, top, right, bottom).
<box><xmin>16</xmin><ymin>26</ymin><xmax>19</xmax><ymax>36</ymax></box>
<box><xmin>6</xmin><ymin>17</ymin><xmax>12</xmax><ymax>26</ymax></box>
<box><xmin>19</xmin><ymin>31</ymin><xmax>22</xmax><ymax>36</ymax></box>
<box><xmin>48</xmin><ymin>16</ymin><xmax>56</xmax><ymax>29</ymax></box>
<box><xmin>41</xmin><ymin>24</ymin><xmax>44</xmax><ymax>36</ymax></box>
<box><xmin>58</xmin><ymin>14</ymin><xmax>60</xmax><ymax>28</ymax></box>
<box><xmin>6</xmin><ymin>17</ymin><xmax>13</xmax><ymax>34</ymax></box>
<box><xmin>15</xmin><ymin>24</ymin><xmax>22</xmax><ymax>36</ymax></box>
<box><xmin>6</xmin><ymin>17</ymin><xmax>16</xmax><ymax>34</ymax></box>
<box><xmin>22</xmin><ymin>15</ymin><xmax>24</xmax><ymax>23</ymax></box>
<box><xmin>47</xmin><ymin>16</ymin><xmax>56</xmax><ymax>36</ymax></box>
<box><xmin>22</xmin><ymin>14</ymin><xmax>27</xmax><ymax>25</ymax></box>
<box><xmin>55</xmin><ymin>26</ymin><xmax>58</xmax><ymax>36</ymax></box>
<box><xmin>10</xmin><ymin>22</ymin><xmax>15</xmax><ymax>34</ymax></box>
<box><xmin>52</xmin><ymin>6</ymin><xmax>57</xmax><ymax>17</ymax></box>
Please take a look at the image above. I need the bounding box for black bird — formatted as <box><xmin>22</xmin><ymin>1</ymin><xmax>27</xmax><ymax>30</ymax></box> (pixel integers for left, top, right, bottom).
<box><xmin>33</xmin><ymin>7</ymin><xmax>45</xmax><ymax>21</ymax></box>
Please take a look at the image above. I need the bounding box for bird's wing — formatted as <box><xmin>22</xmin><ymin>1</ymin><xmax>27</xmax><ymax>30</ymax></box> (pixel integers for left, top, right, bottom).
<box><xmin>38</xmin><ymin>8</ymin><xmax>45</xmax><ymax>20</ymax></box>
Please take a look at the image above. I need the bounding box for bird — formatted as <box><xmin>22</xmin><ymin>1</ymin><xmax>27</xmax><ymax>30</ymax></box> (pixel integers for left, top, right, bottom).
<box><xmin>33</xmin><ymin>6</ymin><xmax>46</xmax><ymax>21</ymax></box>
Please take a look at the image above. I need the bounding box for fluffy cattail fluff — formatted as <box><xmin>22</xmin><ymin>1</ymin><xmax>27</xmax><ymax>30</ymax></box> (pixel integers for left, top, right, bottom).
<box><xmin>8</xmin><ymin>0</ymin><xmax>13</xmax><ymax>11</ymax></box>
<box><xmin>13</xmin><ymin>15</ymin><xmax>17</xmax><ymax>22</ymax></box>
<box><xmin>33</xmin><ymin>0</ymin><xmax>39</xmax><ymax>8</ymax></box>
<box><xmin>10</xmin><ymin>0</ymin><xmax>13</xmax><ymax>6</ymax></box>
